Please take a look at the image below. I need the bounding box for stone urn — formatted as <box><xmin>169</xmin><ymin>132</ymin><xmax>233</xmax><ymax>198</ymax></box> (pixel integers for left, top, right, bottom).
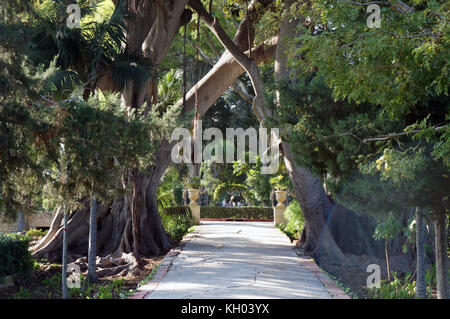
<box><xmin>275</xmin><ymin>190</ymin><xmax>287</xmax><ymax>207</ymax></box>
<box><xmin>188</xmin><ymin>188</ymin><xmax>200</xmax><ymax>205</ymax></box>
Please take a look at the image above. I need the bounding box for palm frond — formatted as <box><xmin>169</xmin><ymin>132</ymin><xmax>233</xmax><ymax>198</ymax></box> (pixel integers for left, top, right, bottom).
<box><xmin>157</xmin><ymin>189</ymin><xmax>176</xmax><ymax>211</ymax></box>
<box><xmin>110</xmin><ymin>53</ymin><xmax>158</xmax><ymax>91</ymax></box>
<box><xmin>42</xmin><ymin>68</ymin><xmax>81</xmax><ymax>97</ymax></box>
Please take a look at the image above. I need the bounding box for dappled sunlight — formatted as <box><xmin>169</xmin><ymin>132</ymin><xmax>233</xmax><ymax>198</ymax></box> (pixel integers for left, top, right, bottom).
<box><xmin>145</xmin><ymin>222</ymin><xmax>332</xmax><ymax>299</ymax></box>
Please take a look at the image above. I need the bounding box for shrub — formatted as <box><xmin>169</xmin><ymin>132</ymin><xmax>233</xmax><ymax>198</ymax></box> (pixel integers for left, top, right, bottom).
<box><xmin>212</xmin><ymin>182</ymin><xmax>257</xmax><ymax>205</ymax></box>
<box><xmin>161</xmin><ymin>206</ymin><xmax>192</xmax><ymax>217</ymax></box>
<box><xmin>13</xmin><ymin>287</ymin><xmax>32</xmax><ymax>299</ymax></box>
<box><xmin>42</xmin><ymin>273</ymin><xmax>61</xmax><ymax>291</ymax></box>
<box><xmin>200</xmin><ymin>206</ymin><xmax>273</xmax><ymax>219</ymax></box>
<box><xmin>160</xmin><ymin>208</ymin><xmax>192</xmax><ymax>241</ymax></box>
<box><xmin>0</xmin><ymin>234</ymin><xmax>34</xmax><ymax>278</ymax></box>
<box><xmin>279</xmin><ymin>200</ymin><xmax>304</xmax><ymax>240</ymax></box>
<box><xmin>25</xmin><ymin>229</ymin><xmax>48</xmax><ymax>240</ymax></box>
<box><xmin>369</xmin><ymin>272</ymin><xmax>416</xmax><ymax>299</ymax></box>
<box><xmin>71</xmin><ymin>276</ymin><xmax>131</xmax><ymax>299</ymax></box>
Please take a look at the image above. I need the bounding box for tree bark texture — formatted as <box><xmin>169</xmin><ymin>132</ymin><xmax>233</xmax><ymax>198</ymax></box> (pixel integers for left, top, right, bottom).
<box><xmin>416</xmin><ymin>208</ymin><xmax>426</xmax><ymax>298</ymax></box>
<box><xmin>32</xmin><ymin>1</ymin><xmax>191</xmax><ymax>264</ymax></box>
<box><xmin>188</xmin><ymin>0</ymin><xmax>388</xmax><ymax>265</ymax></box>
<box><xmin>435</xmin><ymin>212</ymin><xmax>449</xmax><ymax>299</ymax></box>
<box><xmin>87</xmin><ymin>197</ymin><xmax>99</xmax><ymax>282</ymax></box>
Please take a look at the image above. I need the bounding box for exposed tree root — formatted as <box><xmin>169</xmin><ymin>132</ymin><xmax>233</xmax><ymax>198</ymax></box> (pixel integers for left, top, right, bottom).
<box><xmin>31</xmin><ymin>145</ymin><xmax>175</xmax><ymax>263</ymax></box>
<box><xmin>71</xmin><ymin>252</ymin><xmax>143</xmax><ymax>278</ymax></box>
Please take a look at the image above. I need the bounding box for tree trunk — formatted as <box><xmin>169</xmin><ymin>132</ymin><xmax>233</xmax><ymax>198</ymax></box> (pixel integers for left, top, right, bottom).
<box><xmin>62</xmin><ymin>204</ymin><xmax>68</xmax><ymax>299</ymax></box>
<box><xmin>177</xmin><ymin>38</ymin><xmax>277</xmax><ymax>116</ymax></box>
<box><xmin>190</xmin><ymin>0</ymin><xmax>383</xmax><ymax>265</ymax></box>
<box><xmin>87</xmin><ymin>197</ymin><xmax>99</xmax><ymax>283</ymax></box>
<box><xmin>273</xmin><ymin>0</ymin><xmax>346</xmax><ymax>265</ymax></box>
<box><xmin>385</xmin><ymin>240</ymin><xmax>392</xmax><ymax>281</ymax></box>
<box><xmin>181</xmin><ymin>0</ymin><xmax>277</xmax><ymax>116</ymax></box>
<box><xmin>16</xmin><ymin>211</ymin><xmax>25</xmax><ymax>233</ymax></box>
<box><xmin>434</xmin><ymin>212</ymin><xmax>449</xmax><ymax>299</ymax></box>
<box><xmin>416</xmin><ymin>207</ymin><xmax>426</xmax><ymax>298</ymax></box>
<box><xmin>33</xmin><ymin>0</ymin><xmax>189</xmax><ymax>265</ymax></box>
<box><xmin>282</xmin><ymin>142</ymin><xmax>346</xmax><ymax>265</ymax></box>
<box><xmin>31</xmin><ymin>206</ymin><xmax>63</xmax><ymax>252</ymax></box>
<box><xmin>32</xmin><ymin>144</ymin><xmax>175</xmax><ymax>264</ymax></box>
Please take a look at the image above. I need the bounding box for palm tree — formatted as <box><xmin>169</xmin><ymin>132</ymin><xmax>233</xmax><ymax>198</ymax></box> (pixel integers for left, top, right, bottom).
<box><xmin>157</xmin><ymin>166</ymin><xmax>181</xmax><ymax>211</ymax></box>
<box><xmin>27</xmin><ymin>0</ymin><xmax>152</xmax><ymax>286</ymax></box>
<box><xmin>29</xmin><ymin>0</ymin><xmax>154</xmax><ymax>100</ymax></box>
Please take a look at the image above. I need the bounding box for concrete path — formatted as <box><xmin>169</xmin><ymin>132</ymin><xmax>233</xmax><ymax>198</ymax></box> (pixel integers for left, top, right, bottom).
<box><xmin>135</xmin><ymin>221</ymin><xmax>347</xmax><ymax>299</ymax></box>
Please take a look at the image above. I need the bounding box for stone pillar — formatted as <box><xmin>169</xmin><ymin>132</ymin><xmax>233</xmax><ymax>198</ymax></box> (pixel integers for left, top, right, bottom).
<box><xmin>273</xmin><ymin>206</ymin><xmax>286</xmax><ymax>226</ymax></box>
<box><xmin>273</xmin><ymin>190</ymin><xmax>287</xmax><ymax>226</ymax></box>
<box><xmin>189</xmin><ymin>202</ymin><xmax>200</xmax><ymax>225</ymax></box>
<box><xmin>188</xmin><ymin>189</ymin><xmax>201</xmax><ymax>225</ymax></box>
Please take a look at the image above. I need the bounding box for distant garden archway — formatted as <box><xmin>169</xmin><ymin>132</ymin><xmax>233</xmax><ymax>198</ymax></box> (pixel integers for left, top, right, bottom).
<box><xmin>212</xmin><ymin>182</ymin><xmax>256</xmax><ymax>206</ymax></box>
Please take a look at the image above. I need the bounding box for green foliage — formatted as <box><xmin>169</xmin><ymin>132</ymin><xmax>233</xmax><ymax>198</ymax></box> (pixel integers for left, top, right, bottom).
<box><xmin>432</xmin><ymin>114</ymin><xmax>450</xmax><ymax>167</ymax></box>
<box><xmin>187</xmin><ymin>176</ymin><xmax>202</xmax><ymax>189</ymax></box>
<box><xmin>279</xmin><ymin>200</ymin><xmax>304</xmax><ymax>241</ymax></box>
<box><xmin>161</xmin><ymin>215</ymin><xmax>192</xmax><ymax>242</ymax></box>
<box><xmin>373</xmin><ymin>212</ymin><xmax>404</xmax><ymax>242</ymax></box>
<box><xmin>41</xmin><ymin>272</ymin><xmax>61</xmax><ymax>291</ymax></box>
<box><xmin>269</xmin><ymin>174</ymin><xmax>290</xmax><ymax>191</ymax></box>
<box><xmin>27</xmin><ymin>0</ymin><xmax>144</xmax><ymax>97</ymax></box>
<box><xmin>233</xmin><ymin>156</ymin><xmax>272</xmax><ymax>205</ymax></box>
<box><xmin>369</xmin><ymin>267</ymin><xmax>445</xmax><ymax>299</ymax></box>
<box><xmin>12</xmin><ymin>287</ymin><xmax>32</xmax><ymax>299</ymax></box>
<box><xmin>158</xmin><ymin>166</ymin><xmax>184</xmax><ymax>210</ymax></box>
<box><xmin>92</xmin><ymin>280</ymin><xmax>121</xmax><ymax>299</ymax></box>
<box><xmin>25</xmin><ymin>228</ymin><xmax>48</xmax><ymax>240</ymax></box>
<box><xmin>362</xmin><ymin>145</ymin><xmax>449</xmax><ymax>215</ymax></box>
<box><xmin>1</xmin><ymin>0</ymin><xmax>184</xmax><ymax>214</ymax></box>
<box><xmin>292</xmin><ymin>0</ymin><xmax>450</xmax><ymax>115</ymax></box>
<box><xmin>370</xmin><ymin>272</ymin><xmax>417</xmax><ymax>299</ymax></box>
<box><xmin>161</xmin><ymin>206</ymin><xmax>192</xmax><ymax>218</ymax></box>
<box><xmin>38</xmin><ymin>91</ymin><xmax>154</xmax><ymax>209</ymax></box>
<box><xmin>271</xmin><ymin>67</ymin><xmax>449</xmax><ymax>225</ymax></box>
<box><xmin>0</xmin><ymin>40</ymin><xmax>49</xmax><ymax>213</ymax></box>
<box><xmin>69</xmin><ymin>276</ymin><xmax>129</xmax><ymax>299</ymax></box>
<box><xmin>0</xmin><ymin>234</ymin><xmax>34</xmax><ymax>278</ymax></box>
<box><xmin>22</xmin><ymin>273</ymin><xmax>133</xmax><ymax>299</ymax></box>
<box><xmin>160</xmin><ymin>208</ymin><xmax>193</xmax><ymax>241</ymax></box>
<box><xmin>200</xmin><ymin>206</ymin><xmax>273</xmax><ymax>219</ymax></box>
<box><xmin>198</xmin><ymin>74</ymin><xmax>263</xmax><ymax>204</ymax></box>
<box><xmin>266</xmin><ymin>1</ymin><xmax>449</xmax><ymax>228</ymax></box>
<box><xmin>212</xmin><ymin>182</ymin><xmax>256</xmax><ymax>205</ymax></box>
<box><xmin>137</xmin><ymin>264</ymin><xmax>160</xmax><ymax>289</ymax></box>
<box><xmin>423</xmin><ymin>265</ymin><xmax>444</xmax><ymax>296</ymax></box>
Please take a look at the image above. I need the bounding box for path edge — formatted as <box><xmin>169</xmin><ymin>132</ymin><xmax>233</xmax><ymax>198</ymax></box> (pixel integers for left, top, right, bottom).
<box><xmin>129</xmin><ymin>224</ymin><xmax>351</xmax><ymax>300</ymax></box>
<box><xmin>128</xmin><ymin>229</ymin><xmax>197</xmax><ymax>299</ymax></box>
<box><xmin>300</xmin><ymin>257</ymin><xmax>351</xmax><ymax>299</ymax></box>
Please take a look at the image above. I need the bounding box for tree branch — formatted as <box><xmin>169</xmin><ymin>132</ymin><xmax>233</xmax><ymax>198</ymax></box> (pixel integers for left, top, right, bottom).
<box><xmin>362</xmin><ymin>126</ymin><xmax>446</xmax><ymax>143</ymax></box>
<box><xmin>186</xmin><ymin>37</ymin><xmax>254</xmax><ymax>104</ymax></box>
<box><xmin>188</xmin><ymin>0</ymin><xmax>272</xmax><ymax>121</ymax></box>
<box><xmin>346</xmin><ymin>1</ymin><xmax>391</xmax><ymax>6</ymax></box>
<box><xmin>346</xmin><ymin>0</ymin><xmax>414</xmax><ymax>13</ymax></box>
<box><xmin>176</xmin><ymin>37</ymin><xmax>276</xmax><ymax>116</ymax></box>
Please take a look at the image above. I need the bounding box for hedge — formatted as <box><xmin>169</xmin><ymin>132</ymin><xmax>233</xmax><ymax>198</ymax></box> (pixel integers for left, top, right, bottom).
<box><xmin>0</xmin><ymin>234</ymin><xmax>34</xmax><ymax>278</ymax></box>
<box><xmin>161</xmin><ymin>206</ymin><xmax>192</xmax><ymax>217</ymax></box>
<box><xmin>200</xmin><ymin>206</ymin><xmax>273</xmax><ymax>219</ymax></box>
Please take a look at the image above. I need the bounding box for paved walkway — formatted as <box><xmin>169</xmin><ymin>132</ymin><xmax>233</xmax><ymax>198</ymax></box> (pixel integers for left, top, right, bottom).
<box><xmin>133</xmin><ymin>221</ymin><xmax>349</xmax><ymax>299</ymax></box>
